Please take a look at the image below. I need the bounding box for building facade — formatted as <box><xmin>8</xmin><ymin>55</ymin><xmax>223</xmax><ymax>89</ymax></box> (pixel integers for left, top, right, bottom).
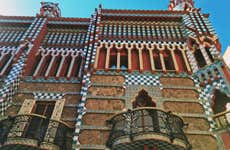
<box><xmin>0</xmin><ymin>0</ymin><xmax>230</xmax><ymax>150</ymax></box>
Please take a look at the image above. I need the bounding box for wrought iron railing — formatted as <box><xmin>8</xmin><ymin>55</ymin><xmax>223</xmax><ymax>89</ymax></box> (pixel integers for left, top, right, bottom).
<box><xmin>0</xmin><ymin>114</ymin><xmax>74</xmax><ymax>150</ymax></box>
<box><xmin>106</xmin><ymin>107</ymin><xmax>191</xmax><ymax>149</ymax></box>
<box><xmin>213</xmin><ymin>110</ymin><xmax>230</xmax><ymax>130</ymax></box>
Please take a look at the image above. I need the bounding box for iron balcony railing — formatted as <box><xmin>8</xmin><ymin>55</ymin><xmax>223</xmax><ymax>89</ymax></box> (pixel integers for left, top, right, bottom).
<box><xmin>106</xmin><ymin>107</ymin><xmax>191</xmax><ymax>150</ymax></box>
<box><xmin>213</xmin><ymin>110</ymin><xmax>230</xmax><ymax>130</ymax></box>
<box><xmin>0</xmin><ymin>114</ymin><xmax>74</xmax><ymax>150</ymax></box>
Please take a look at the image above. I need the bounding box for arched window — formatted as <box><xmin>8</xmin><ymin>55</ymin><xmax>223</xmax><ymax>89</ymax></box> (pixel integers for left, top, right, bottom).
<box><xmin>174</xmin><ymin>49</ymin><xmax>187</xmax><ymax>72</ymax></box>
<box><xmin>39</xmin><ymin>54</ymin><xmax>52</xmax><ymax>76</ymax></box>
<box><xmin>74</xmin><ymin>55</ymin><xmax>82</xmax><ymax>77</ymax></box>
<box><xmin>109</xmin><ymin>47</ymin><xmax>117</xmax><ymax>69</ymax></box>
<box><xmin>194</xmin><ymin>48</ymin><xmax>206</xmax><ymax>68</ymax></box>
<box><xmin>132</xmin><ymin>90</ymin><xmax>159</xmax><ymax>133</ymax></box>
<box><xmin>133</xmin><ymin>90</ymin><xmax>156</xmax><ymax>109</ymax></box>
<box><xmin>98</xmin><ymin>47</ymin><xmax>106</xmax><ymax>69</ymax></box>
<box><xmin>153</xmin><ymin>49</ymin><xmax>162</xmax><ymax>70</ymax></box>
<box><xmin>29</xmin><ymin>52</ymin><xmax>42</xmax><ymax>76</ymax></box>
<box><xmin>63</xmin><ymin>55</ymin><xmax>72</xmax><ymax>77</ymax></box>
<box><xmin>163</xmin><ymin>49</ymin><xmax>175</xmax><ymax>70</ymax></box>
<box><xmin>212</xmin><ymin>90</ymin><xmax>230</xmax><ymax>114</ymax></box>
<box><xmin>131</xmin><ymin>48</ymin><xmax>139</xmax><ymax>70</ymax></box>
<box><xmin>142</xmin><ymin>48</ymin><xmax>151</xmax><ymax>71</ymax></box>
<box><xmin>50</xmin><ymin>55</ymin><xmax>62</xmax><ymax>77</ymax></box>
<box><xmin>120</xmin><ymin>47</ymin><xmax>128</xmax><ymax>70</ymax></box>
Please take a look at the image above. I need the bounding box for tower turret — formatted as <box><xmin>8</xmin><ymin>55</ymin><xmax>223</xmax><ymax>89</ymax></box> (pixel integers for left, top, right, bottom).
<box><xmin>39</xmin><ymin>2</ymin><xmax>61</xmax><ymax>17</ymax></box>
<box><xmin>168</xmin><ymin>0</ymin><xmax>195</xmax><ymax>11</ymax></box>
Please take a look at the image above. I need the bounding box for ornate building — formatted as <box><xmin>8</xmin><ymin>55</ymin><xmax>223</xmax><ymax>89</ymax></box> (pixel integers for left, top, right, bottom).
<box><xmin>0</xmin><ymin>0</ymin><xmax>230</xmax><ymax>150</ymax></box>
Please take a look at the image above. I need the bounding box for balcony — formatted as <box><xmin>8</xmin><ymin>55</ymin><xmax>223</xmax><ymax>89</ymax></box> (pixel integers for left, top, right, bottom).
<box><xmin>213</xmin><ymin>110</ymin><xmax>230</xmax><ymax>130</ymax></box>
<box><xmin>106</xmin><ymin>107</ymin><xmax>191</xmax><ymax>150</ymax></box>
<box><xmin>0</xmin><ymin>114</ymin><xmax>74</xmax><ymax>150</ymax></box>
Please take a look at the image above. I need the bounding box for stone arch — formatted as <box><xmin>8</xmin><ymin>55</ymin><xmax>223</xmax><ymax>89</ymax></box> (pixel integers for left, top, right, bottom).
<box><xmin>132</xmin><ymin>89</ymin><xmax>156</xmax><ymax>109</ymax></box>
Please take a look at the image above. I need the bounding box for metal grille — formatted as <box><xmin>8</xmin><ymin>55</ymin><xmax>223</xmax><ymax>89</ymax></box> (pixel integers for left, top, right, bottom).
<box><xmin>0</xmin><ymin>114</ymin><xmax>74</xmax><ymax>150</ymax></box>
<box><xmin>107</xmin><ymin>108</ymin><xmax>191</xmax><ymax>150</ymax></box>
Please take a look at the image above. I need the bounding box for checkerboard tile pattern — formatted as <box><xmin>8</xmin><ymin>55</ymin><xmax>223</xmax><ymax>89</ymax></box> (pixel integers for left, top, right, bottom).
<box><xmin>34</xmin><ymin>92</ymin><xmax>64</xmax><ymax>100</ymax></box>
<box><xmin>4</xmin><ymin>54</ymin><xmax>26</xmax><ymax>86</ymax></box>
<box><xmin>0</xmin><ymin>52</ymin><xmax>26</xmax><ymax>115</ymax></box>
<box><xmin>73</xmin><ymin>11</ymin><xmax>97</xmax><ymax>147</ymax></box>
<box><xmin>210</xmin><ymin>46</ymin><xmax>220</xmax><ymax>58</ymax></box>
<box><xmin>186</xmin><ymin>50</ymin><xmax>199</xmax><ymax>73</ymax></box>
<box><xmin>21</xmin><ymin>18</ymin><xmax>47</xmax><ymax>42</ymax></box>
<box><xmin>193</xmin><ymin>72</ymin><xmax>229</xmax><ymax>130</ymax></box>
<box><xmin>124</xmin><ymin>74</ymin><xmax>161</xmax><ymax>86</ymax></box>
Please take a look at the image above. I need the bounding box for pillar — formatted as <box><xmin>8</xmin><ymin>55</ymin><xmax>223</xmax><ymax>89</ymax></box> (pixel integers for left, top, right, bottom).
<box><xmin>148</xmin><ymin>47</ymin><xmax>155</xmax><ymax>73</ymax></box>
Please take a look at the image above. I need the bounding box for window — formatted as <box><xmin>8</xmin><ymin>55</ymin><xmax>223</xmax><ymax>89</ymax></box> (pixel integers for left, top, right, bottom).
<box><xmin>25</xmin><ymin>101</ymin><xmax>55</xmax><ymax>139</ymax></box>
<box><xmin>142</xmin><ymin>48</ymin><xmax>151</xmax><ymax>71</ymax></box>
<box><xmin>131</xmin><ymin>48</ymin><xmax>139</xmax><ymax>70</ymax></box>
<box><xmin>109</xmin><ymin>47</ymin><xmax>117</xmax><ymax>69</ymax></box>
<box><xmin>133</xmin><ymin>90</ymin><xmax>156</xmax><ymax>109</ymax></box>
<box><xmin>163</xmin><ymin>49</ymin><xmax>175</xmax><ymax>70</ymax></box>
<box><xmin>120</xmin><ymin>48</ymin><xmax>128</xmax><ymax>70</ymax></box>
<box><xmin>153</xmin><ymin>49</ymin><xmax>162</xmax><ymax>70</ymax></box>
<box><xmin>194</xmin><ymin>48</ymin><xmax>206</xmax><ymax>68</ymax></box>
<box><xmin>174</xmin><ymin>49</ymin><xmax>187</xmax><ymax>72</ymax></box>
<box><xmin>98</xmin><ymin>47</ymin><xmax>107</xmax><ymax>69</ymax></box>
<box><xmin>212</xmin><ymin>90</ymin><xmax>230</xmax><ymax>114</ymax></box>
<box><xmin>39</xmin><ymin>55</ymin><xmax>52</xmax><ymax>76</ymax></box>
<box><xmin>33</xmin><ymin>101</ymin><xmax>55</xmax><ymax>117</ymax></box>
<box><xmin>132</xmin><ymin>90</ymin><xmax>159</xmax><ymax>133</ymax></box>
<box><xmin>74</xmin><ymin>55</ymin><xmax>82</xmax><ymax>77</ymax></box>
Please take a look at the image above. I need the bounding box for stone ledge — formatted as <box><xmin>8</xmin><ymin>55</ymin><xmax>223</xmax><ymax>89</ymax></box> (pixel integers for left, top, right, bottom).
<box><xmin>179</xmin><ymin>113</ymin><xmax>206</xmax><ymax>118</ymax></box>
<box><xmin>86</xmin><ymin>109</ymin><xmax>120</xmax><ymax>114</ymax></box>
<box><xmin>80</xmin><ymin>125</ymin><xmax>110</xmax><ymax>130</ymax></box>
<box><xmin>86</xmin><ymin>95</ymin><xmax>125</xmax><ymax>100</ymax></box>
<box><xmin>75</xmin><ymin>144</ymin><xmax>107</xmax><ymax>150</ymax></box>
<box><xmin>185</xmin><ymin>131</ymin><xmax>213</xmax><ymax>135</ymax></box>
<box><xmin>159</xmin><ymin>97</ymin><xmax>199</xmax><ymax>102</ymax></box>
<box><xmin>91</xmin><ymin>83</ymin><xmax>124</xmax><ymax>87</ymax></box>
<box><xmin>162</xmin><ymin>85</ymin><xmax>197</xmax><ymax>90</ymax></box>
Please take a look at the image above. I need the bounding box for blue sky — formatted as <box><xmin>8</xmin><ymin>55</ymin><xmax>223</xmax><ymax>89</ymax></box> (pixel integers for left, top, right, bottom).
<box><xmin>0</xmin><ymin>0</ymin><xmax>229</xmax><ymax>54</ymax></box>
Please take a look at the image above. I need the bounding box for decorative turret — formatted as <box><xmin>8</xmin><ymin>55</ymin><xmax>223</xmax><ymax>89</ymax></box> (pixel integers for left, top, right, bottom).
<box><xmin>39</xmin><ymin>2</ymin><xmax>61</xmax><ymax>17</ymax></box>
<box><xmin>168</xmin><ymin>0</ymin><xmax>195</xmax><ymax>11</ymax></box>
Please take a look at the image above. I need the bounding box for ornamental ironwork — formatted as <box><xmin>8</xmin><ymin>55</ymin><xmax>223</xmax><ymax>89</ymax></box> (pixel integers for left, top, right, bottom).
<box><xmin>106</xmin><ymin>107</ymin><xmax>191</xmax><ymax>150</ymax></box>
<box><xmin>0</xmin><ymin>114</ymin><xmax>74</xmax><ymax>150</ymax></box>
